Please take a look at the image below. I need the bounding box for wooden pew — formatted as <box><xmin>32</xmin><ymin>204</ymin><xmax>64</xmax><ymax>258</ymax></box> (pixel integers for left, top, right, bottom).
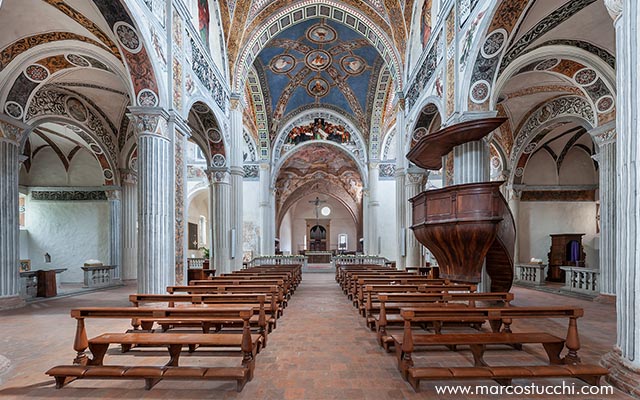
<box><xmin>374</xmin><ymin>292</ymin><xmax>513</xmax><ymax>349</ymax></box>
<box><xmin>191</xmin><ymin>277</ymin><xmax>291</xmax><ymax>298</ymax></box>
<box><xmin>166</xmin><ymin>284</ymin><xmax>286</xmax><ymax>311</ymax></box>
<box><xmin>394</xmin><ymin>306</ymin><xmax>608</xmax><ymax>391</ymax></box>
<box><xmin>47</xmin><ymin>306</ymin><xmax>257</xmax><ymax>391</ymax></box>
<box><xmin>352</xmin><ymin>277</ymin><xmax>453</xmax><ymax>307</ymax></box>
<box><xmin>128</xmin><ymin>293</ymin><xmax>275</xmax><ymax>338</ymax></box>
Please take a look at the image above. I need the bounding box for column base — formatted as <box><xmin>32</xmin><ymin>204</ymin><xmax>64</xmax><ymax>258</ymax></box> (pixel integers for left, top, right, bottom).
<box><xmin>601</xmin><ymin>349</ymin><xmax>640</xmax><ymax>398</ymax></box>
<box><xmin>595</xmin><ymin>293</ymin><xmax>616</xmax><ymax>304</ymax></box>
<box><xmin>0</xmin><ymin>295</ymin><xmax>25</xmax><ymax>310</ymax></box>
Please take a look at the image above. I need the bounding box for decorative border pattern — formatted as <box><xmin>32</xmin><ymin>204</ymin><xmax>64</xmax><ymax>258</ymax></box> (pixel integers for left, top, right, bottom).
<box><xmin>31</xmin><ymin>190</ymin><xmax>108</xmax><ymax>201</ymax></box>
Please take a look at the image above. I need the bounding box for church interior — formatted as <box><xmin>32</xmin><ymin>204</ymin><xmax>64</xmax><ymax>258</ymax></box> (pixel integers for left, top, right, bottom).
<box><xmin>0</xmin><ymin>0</ymin><xmax>639</xmax><ymax>398</ymax></box>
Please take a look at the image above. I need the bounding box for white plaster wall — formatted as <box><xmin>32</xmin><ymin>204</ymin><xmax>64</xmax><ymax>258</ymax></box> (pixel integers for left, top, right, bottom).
<box><xmin>518</xmin><ymin>201</ymin><xmax>598</xmax><ymax>268</ymax></box>
<box><xmin>24</xmin><ymin>196</ymin><xmax>110</xmax><ymax>282</ymax></box>
<box><xmin>279</xmin><ymin>210</ymin><xmax>293</xmax><ymax>254</ymax></box>
<box><xmin>377</xmin><ymin>179</ymin><xmax>397</xmax><ymax>260</ymax></box>
<box><xmin>288</xmin><ymin>195</ymin><xmax>358</xmax><ymax>253</ymax></box>
<box><xmin>243</xmin><ymin>181</ymin><xmax>261</xmax><ymax>259</ymax></box>
<box><xmin>186</xmin><ymin>189</ymin><xmax>209</xmax><ymax>258</ymax></box>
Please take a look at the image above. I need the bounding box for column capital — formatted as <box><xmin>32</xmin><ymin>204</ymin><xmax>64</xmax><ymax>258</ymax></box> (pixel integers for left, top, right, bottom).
<box><xmin>589</xmin><ymin>122</ymin><xmax>616</xmax><ymax>146</ymax></box>
<box><xmin>206</xmin><ymin>167</ymin><xmax>231</xmax><ymax>184</ymax></box>
<box><xmin>395</xmin><ymin>92</ymin><xmax>405</xmax><ymax>112</ymax></box>
<box><xmin>406</xmin><ymin>168</ymin><xmax>428</xmax><ymax>186</ymax></box>
<box><xmin>105</xmin><ymin>189</ymin><xmax>121</xmax><ymax>201</ymax></box>
<box><xmin>0</xmin><ymin>114</ymin><xmax>30</xmax><ymax>145</ymax></box>
<box><xmin>508</xmin><ymin>185</ymin><xmax>522</xmax><ymax>201</ymax></box>
<box><xmin>229</xmin><ymin>93</ymin><xmax>247</xmax><ymax>112</ymax></box>
<box><xmin>127</xmin><ymin>107</ymin><xmax>170</xmax><ymax>138</ymax></box>
<box><xmin>120</xmin><ymin>169</ymin><xmax>138</xmax><ymax>184</ymax></box>
<box><xmin>168</xmin><ymin>110</ymin><xmax>191</xmax><ymax>138</ymax></box>
<box><xmin>604</xmin><ymin>0</ymin><xmax>623</xmax><ymax>21</ymax></box>
<box><xmin>259</xmin><ymin>162</ymin><xmax>271</xmax><ymax>170</ymax></box>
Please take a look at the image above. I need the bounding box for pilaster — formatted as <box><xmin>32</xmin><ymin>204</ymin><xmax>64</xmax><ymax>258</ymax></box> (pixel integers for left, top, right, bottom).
<box><xmin>120</xmin><ymin>169</ymin><xmax>137</xmax><ymax>281</ymax></box>
<box><xmin>229</xmin><ymin>94</ymin><xmax>245</xmax><ymax>270</ymax></box>
<box><xmin>405</xmin><ymin>168</ymin><xmax>427</xmax><ymax>268</ymax></box>
<box><xmin>105</xmin><ymin>189</ymin><xmax>122</xmax><ymax>281</ymax></box>
<box><xmin>395</xmin><ymin>93</ymin><xmax>407</xmax><ymax>268</ymax></box>
<box><xmin>259</xmin><ymin>163</ymin><xmax>274</xmax><ymax>255</ymax></box>
<box><xmin>0</xmin><ymin>117</ymin><xmax>28</xmax><ymax>309</ymax></box>
<box><xmin>367</xmin><ymin>162</ymin><xmax>380</xmax><ymax>254</ymax></box>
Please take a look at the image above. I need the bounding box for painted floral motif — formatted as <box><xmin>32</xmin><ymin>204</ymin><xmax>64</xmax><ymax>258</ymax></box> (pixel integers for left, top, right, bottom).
<box><xmin>65</xmin><ymin>54</ymin><xmax>91</xmax><ymax>67</ymax></box>
<box><xmin>137</xmin><ymin>89</ymin><xmax>158</xmax><ymax>107</ymax></box>
<box><xmin>535</xmin><ymin>58</ymin><xmax>560</xmax><ymax>71</ymax></box>
<box><xmin>115</xmin><ymin>22</ymin><xmax>142</xmax><ymax>53</ymax></box>
<box><xmin>470</xmin><ymin>80</ymin><xmax>490</xmax><ymax>104</ymax></box>
<box><xmin>212</xmin><ymin>153</ymin><xmax>226</xmax><ymax>167</ymax></box>
<box><xmin>25</xmin><ymin>64</ymin><xmax>49</xmax><ymax>82</ymax></box>
<box><xmin>481</xmin><ymin>29</ymin><xmax>506</xmax><ymax>58</ymax></box>
<box><xmin>574</xmin><ymin>68</ymin><xmax>597</xmax><ymax>86</ymax></box>
<box><xmin>597</xmin><ymin>96</ymin><xmax>615</xmax><ymax>113</ymax></box>
<box><xmin>4</xmin><ymin>102</ymin><xmax>23</xmax><ymax>119</ymax></box>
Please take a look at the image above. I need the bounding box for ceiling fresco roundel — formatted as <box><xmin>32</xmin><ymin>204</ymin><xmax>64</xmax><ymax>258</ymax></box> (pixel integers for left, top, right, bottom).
<box><xmin>255</xmin><ymin>18</ymin><xmax>382</xmax><ymax>129</ymax></box>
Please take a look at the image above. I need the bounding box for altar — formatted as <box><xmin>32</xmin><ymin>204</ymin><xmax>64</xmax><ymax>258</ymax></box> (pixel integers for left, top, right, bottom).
<box><xmin>302</xmin><ymin>251</ymin><xmax>333</xmax><ymax>263</ymax></box>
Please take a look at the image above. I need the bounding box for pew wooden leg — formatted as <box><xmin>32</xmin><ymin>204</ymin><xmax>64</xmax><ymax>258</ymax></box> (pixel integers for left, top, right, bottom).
<box><xmin>236</xmin><ymin>377</ymin><xmax>247</xmax><ymax>392</ymax></box>
<box><xmin>494</xmin><ymin>378</ymin><xmax>512</xmax><ymax>386</ymax></box>
<box><xmin>54</xmin><ymin>376</ymin><xmax>72</xmax><ymax>389</ymax></box>
<box><xmin>72</xmin><ymin>318</ymin><xmax>88</xmax><ymax>365</ymax></box>
<box><xmin>166</xmin><ymin>344</ymin><xmax>182</xmax><ymax>367</ymax></box>
<box><xmin>563</xmin><ymin>317</ymin><xmax>581</xmax><ymax>365</ymax></box>
<box><xmin>578</xmin><ymin>375</ymin><xmax>601</xmax><ymax>386</ymax></box>
<box><xmin>407</xmin><ymin>373</ymin><xmax>420</xmax><ymax>392</ymax></box>
<box><xmin>469</xmin><ymin>344</ymin><xmax>488</xmax><ymax>367</ymax></box>
<box><xmin>542</xmin><ymin>342</ymin><xmax>564</xmax><ymax>364</ymax></box>
<box><xmin>140</xmin><ymin>321</ymin><xmax>154</xmax><ymax>331</ymax></box>
<box><xmin>145</xmin><ymin>378</ymin><xmax>161</xmax><ymax>390</ymax></box>
<box><xmin>88</xmin><ymin>343</ymin><xmax>109</xmax><ymax>366</ymax></box>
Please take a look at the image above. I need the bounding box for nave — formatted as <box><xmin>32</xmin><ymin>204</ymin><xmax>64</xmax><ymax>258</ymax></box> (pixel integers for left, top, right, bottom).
<box><xmin>0</xmin><ymin>272</ymin><xmax>632</xmax><ymax>399</ymax></box>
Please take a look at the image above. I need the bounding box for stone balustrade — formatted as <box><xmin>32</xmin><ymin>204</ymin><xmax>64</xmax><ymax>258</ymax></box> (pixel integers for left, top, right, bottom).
<box><xmin>514</xmin><ymin>263</ymin><xmax>547</xmax><ymax>286</ymax></box>
<box><xmin>332</xmin><ymin>255</ymin><xmax>389</xmax><ymax>267</ymax></box>
<box><xmin>560</xmin><ymin>266</ymin><xmax>599</xmax><ymax>296</ymax></box>
<box><xmin>248</xmin><ymin>255</ymin><xmax>308</xmax><ymax>268</ymax></box>
<box><xmin>187</xmin><ymin>258</ymin><xmax>206</xmax><ymax>269</ymax></box>
<box><xmin>81</xmin><ymin>265</ymin><xmax>116</xmax><ymax>288</ymax></box>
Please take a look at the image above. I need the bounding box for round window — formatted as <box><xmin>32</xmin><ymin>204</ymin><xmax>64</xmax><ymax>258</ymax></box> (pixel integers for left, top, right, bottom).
<box><xmin>320</xmin><ymin>206</ymin><xmax>331</xmax><ymax>216</ymax></box>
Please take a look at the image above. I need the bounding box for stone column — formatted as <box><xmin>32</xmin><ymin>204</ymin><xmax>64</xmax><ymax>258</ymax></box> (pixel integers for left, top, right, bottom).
<box><xmin>259</xmin><ymin>163</ymin><xmax>274</xmax><ymax>255</ymax></box>
<box><xmin>208</xmin><ymin>168</ymin><xmax>232</xmax><ymax>275</ymax></box>
<box><xmin>600</xmin><ymin>1</ymin><xmax>640</xmax><ymax>395</ymax></box>
<box><xmin>590</xmin><ymin>122</ymin><xmax>617</xmax><ymax>300</ymax></box>
<box><xmin>453</xmin><ymin>139</ymin><xmax>490</xmax><ymax>184</ymax></box>
<box><xmin>507</xmin><ymin>186</ymin><xmax>521</xmax><ymax>265</ymax></box>
<box><xmin>368</xmin><ymin>162</ymin><xmax>380</xmax><ymax>254</ymax></box>
<box><xmin>128</xmin><ymin>107</ymin><xmax>173</xmax><ymax>294</ymax></box>
<box><xmin>106</xmin><ymin>190</ymin><xmax>122</xmax><ymax>282</ymax></box>
<box><xmin>229</xmin><ymin>95</ymin><xmax>245</xmax><ymax>270</ymax></box>
<box><xmin>0</xmin><ymin>118</ymin><xmax>26</xmax><ymax>309</ymax></box>
<box><xmin>406</xmin><ymin>168</ymin><xmax>427</xmax><ymax>268</ymax></box>
<box><xmin>395</xmin><ymin>94</ymin><xmax>407</xmax><ymax>268</ymax></box>
<box><xmin>120</xmin><ymin>170</ymin><xmax>137</xmax><ymax>281</ymax></box>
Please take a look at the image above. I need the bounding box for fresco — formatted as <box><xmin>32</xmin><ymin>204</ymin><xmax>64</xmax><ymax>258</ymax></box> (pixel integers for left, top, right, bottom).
<box><xmin>421</xmin><ymin>0</ymin><xmax>432</xmax><ymax>48</ymax></box>
<box><xmin>285</xmin><ymin>118</ymin><xmax>352</xmax><ymax>145</ymax></box>
<box><xmin>255</xmin><ymin>18</ymin><xmax>382</xmax><ymax>130</ymax></box>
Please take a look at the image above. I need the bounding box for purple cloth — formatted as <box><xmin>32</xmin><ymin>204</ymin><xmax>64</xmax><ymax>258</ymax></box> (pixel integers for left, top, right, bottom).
<box><xmin>569</xmin><ymin>241</ymin><xmax>580</xmax><ymax>262</ymax></box>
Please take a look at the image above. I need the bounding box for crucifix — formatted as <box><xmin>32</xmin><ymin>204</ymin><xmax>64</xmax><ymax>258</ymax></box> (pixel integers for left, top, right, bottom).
<box><xmin>309</xmin><ymin>196</ymin><xmax>326</xmax><ymax>228</ymax></box>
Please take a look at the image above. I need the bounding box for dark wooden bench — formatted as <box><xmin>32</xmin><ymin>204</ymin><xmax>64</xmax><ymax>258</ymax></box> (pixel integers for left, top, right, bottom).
<box><xmin>395</xmin><ymin>306</ymin><xmax>608</xmax><ymax>391</ymax></box>
<box><xmin>166</xmin><ymin>285</ymin><xmax>287</xmax><ymax>309</ymax></box>
<box><xmin>47</xmin><ymin>306</ymin><xmax>257</xmax><ymax>392</ymax></box>
<box><xmin>129</xmin><ymin>293</ymin><xmax>280</xmax><ymax>332</ymax></box>
<box><xmin>373</xmin><ymin>292</ymin><xmax>513</xmax><ymax>349</ymax></box>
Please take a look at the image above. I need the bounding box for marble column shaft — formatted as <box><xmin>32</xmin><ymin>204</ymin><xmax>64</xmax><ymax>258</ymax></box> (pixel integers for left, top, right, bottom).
<box><xmin>120</xmin><ymin>171</ymin><xmax>137</xmax><ymax>280</ymax></box>
<box><xmin>368</xmin><ymin>163</ymin><xmax>380</xmax><ymax>254</ymax></box>
<box><xmin>600</xmin><ymin>3</ymin><xmax>640</xmax><ymax>396</ymax></box>
<box><xmin>229</xmin><ymin>97</ymin><xmax>244</xmax><ymax>270</ymax></box>
<box><xmin>591</xmin><ymin>125</ymin><xmax>617</xmax><ymax>297</ymax></box>
<box><xmin>405</xmin><ymin>169</ymin><xmax>426</xmax><ymax>268</ymax></box>
<box><xmin>130</xmin><ymin>108</ymin><xmax>174</xmax><ymax>294</ymax></box>
<box><xmin>209</xmin><ymin>169</ymin><xmax>232</xmax><ymax>274</ymax></box>
<box><xmin>0</xmin><ymin>138</ymin><xmax>21</xmax><ymax>305</ymax></box>
<box><xmin>507</xmin><ymin>187</ymin><xmax>521</xmax><ymax>265</ymax></box>
<box><xmin>453</xmin><ymin>139</ymin><xmax>490</xmax><ymax>185</ymax></box>
<box><xmin>395</xmin><ymin>96</ymin><xmax>407</xmax><ymax>269</ymax></box>
<box><xmin>259</xmin><ymin>164</ymin><xmax>274</xmax><ymax>255</ymax></box>
<box><xmin>107</xmin><ymin>190</ymin><xmax>122</xmax><ymax>281</ymax></box>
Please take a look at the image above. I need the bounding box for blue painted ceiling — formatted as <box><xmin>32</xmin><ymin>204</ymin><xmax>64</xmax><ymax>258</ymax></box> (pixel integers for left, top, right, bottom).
<box><xmin>254</xmin><ymin>18</ymin><xmax>383</xmax><ymax>133</ymax></box>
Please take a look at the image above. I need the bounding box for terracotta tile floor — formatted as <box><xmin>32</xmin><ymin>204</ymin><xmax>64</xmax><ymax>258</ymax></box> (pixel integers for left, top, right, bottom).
<box><xmin>0</xmin><ymin>273</ymin><xmax>632</xmax><ymax>399</ymax></box>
